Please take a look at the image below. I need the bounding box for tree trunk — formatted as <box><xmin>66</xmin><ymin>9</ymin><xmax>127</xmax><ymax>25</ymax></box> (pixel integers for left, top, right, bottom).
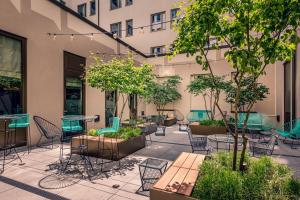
<box><xmin>120</xmin><ymin>94</ymin><xmax>129</xmax><ymax>121</ymax></box>
<box><xmin>203</xmin><ymin>94</ymin><xmax>211</xmax><ymax>120</ymax></box>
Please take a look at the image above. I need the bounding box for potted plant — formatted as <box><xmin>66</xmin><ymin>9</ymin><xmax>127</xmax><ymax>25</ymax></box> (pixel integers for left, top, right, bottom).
<box><xmin>72</xmin><ymin>127</ymin><xmax>146</xmax><ymax>160</ymax></box>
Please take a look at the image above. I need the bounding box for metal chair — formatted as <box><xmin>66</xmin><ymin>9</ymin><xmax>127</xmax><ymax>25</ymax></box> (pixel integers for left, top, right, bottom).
<box><xmin>97</xmin><ymin>117</ymin><xmax>120</xmax><ymax>135</ymax></box>
<box><xmin>249</xmin><ymin>134</ymin><xmax>278</xmax><ymax>156</ymax></box>
<box><xmin>275</xmin><ymin>118</ymin><xmax>300</xmax><ymax>149</ymax></box>
<box><xmin>33</xmin><ymin>116</ymin><xmax>62</xmax><ymax>149</ymax></box>
<box><xmin>187</xmin><ymin>128</ymin><xmax>212</xmax><ymax>154</ymax></box>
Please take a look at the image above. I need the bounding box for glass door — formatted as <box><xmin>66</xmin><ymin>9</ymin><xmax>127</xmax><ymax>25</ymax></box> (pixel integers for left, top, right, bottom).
<box><xmin>105</xmin><ymin>91</ymin><xmax>117</xmax><ymax>126</ymax></box>
<box><xmin>284</xmin><ymin>58</ymin><xmax>296</xmax><ymax>124</ymax></box>
<box><xmin>129</xmin><ymin>94</ymin><xmax>137</xmax><ymax>119</ymax></box>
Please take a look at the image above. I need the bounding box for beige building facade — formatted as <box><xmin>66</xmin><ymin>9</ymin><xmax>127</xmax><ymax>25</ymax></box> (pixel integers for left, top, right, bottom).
<box><xmin>0</xmin><ymin>0</ymin><xmax>299</xmax><ymax>146</ymax></box>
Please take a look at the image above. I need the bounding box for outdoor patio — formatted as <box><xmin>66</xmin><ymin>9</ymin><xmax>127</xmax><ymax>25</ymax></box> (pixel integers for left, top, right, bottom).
<box><xmin>0</xmin><ymin>125</ymin><xmax>299</xmax><ymax>200</ymax></box>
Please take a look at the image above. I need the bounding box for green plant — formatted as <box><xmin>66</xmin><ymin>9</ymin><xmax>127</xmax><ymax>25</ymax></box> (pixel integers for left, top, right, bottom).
<box><xmin>188</xmin><ymin>75</ymin><xmax>229</xmax><ymax>120</ymax></box>
<box><xmin>86</xmin><ymin>54</ymin><xmax>154</xmax><ymax>120</ymax></box>
<box><xmin>173</xmin><ymin>0</ymin><xmax>300</xmax><ymax>171</ymax></box>
<box><xmin>88</xmin><ymin>129</ymin><xmax>97</xmax><ymax>136</ymax></box>
<box><xmin>103</xmin><ymin>127</ymin><xmax>142</xmax><ymax>140</ymax></box>
<box><xmin>200</xmin><ymin>119</ymin><xmax>225</xmax><ymax>127</ymax></box>
<box><xmin>193</xmin><ymin>152</ymin><xmax>300</xmax><ymax>200</ymax></box>
<box><xmin>144</xmin><ymin>75</ymin><xmax>182</xmax><ymax>122</ymax></box>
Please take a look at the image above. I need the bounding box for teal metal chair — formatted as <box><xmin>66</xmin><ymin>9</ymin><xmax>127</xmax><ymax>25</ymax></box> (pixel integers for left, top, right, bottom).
<box><xmin>234</xmin><ymin>112</ymin><xmax>264</xmax><ymax>129</ymax></box>
<box><xmin>276</xmin><ymin>119</ymin><xmax>300</xmax><ymax>149</ymax></box>
<box><xmin>62</xmin><ymin>117</ymin><xmax>84</xmax><ymax>133</ymax></box>
<box><xmin>187</xmin><ymin>110</ymin><xmax>210</xmax><ymax>122</ymax></box>
<box><xmin>8</xmin><ymin>113</ymin><xmax>31</xmax><ymax>153</ymax></box>
<box><xmin>97</xmin><ymin>117</ymin><xmax>120</xmax><ymax>135</ymax></box>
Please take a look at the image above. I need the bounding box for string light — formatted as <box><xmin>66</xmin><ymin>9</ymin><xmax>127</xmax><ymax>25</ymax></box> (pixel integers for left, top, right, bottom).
<box><xmin>113</xmin><ymin>33</ymin><xmax>118</xmax><ymax>39</ymax></box>
<box><xmin>139</xmin><ymin>27</ymin><xmax>144</xmax><ymax>34</ymax></box>
<box><xmin>70</xmin><ymin>34</ymin><xmax>74</xmax><ymax>41</ymax></box>
<box><xmin>89</xmin><ymin>33</ymin><xmax>94</xmax><ymax>40</ymax></box>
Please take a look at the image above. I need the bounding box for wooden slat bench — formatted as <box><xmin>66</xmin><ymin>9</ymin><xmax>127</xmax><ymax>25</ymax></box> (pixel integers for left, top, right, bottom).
<box><xmin>150</xmin><ymin>152</ymin><xmax>205</xmax><ymax>200</ymax></box>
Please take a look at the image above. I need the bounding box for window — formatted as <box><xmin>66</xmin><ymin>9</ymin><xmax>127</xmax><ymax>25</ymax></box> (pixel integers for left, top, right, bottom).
<box><xmin>151</xmin><ymin>12</ymin><xmax>166</xmax><ymax>31</ymax></box>
<box><xmin>77</xmin><ymin>3</ymin><xmax>86</xmax><ymax>17</ymax></box>
<box><xmin>0</xmin><ymin>31</ymin><xmax>26</xmax><ymax>114</ymax></box>
<box><xmin>90</xmin><ymin>0</ymin><xmax>96</xmax><ymax>16</ymax></box>
<box><xmin>111</xmin><ymin>0</ymin><xmax>121</xmax><ymax>10</ymax></box>
<box><xmin>151</xmin><ymin>46</ymin><xmax>165</xmax><ymax>55</ymax></box>
<box><xmin>126</xmin><ymin>19</ymin><xmax>133</xmax><ymax>37</ymax></box>
<box><xmin>170</xmin><ymin>8</ymin><xmax>179</xmax><ymax>27</ymax></box>
<box><xmin>125</xmin><ymin>0</ymin><xmax>133</xmax><ymax>6</ymax></box>
<box><xmin>111</xmin><ymin>22</ymin><xmax>122</xmax><ymax>37</ymax></box>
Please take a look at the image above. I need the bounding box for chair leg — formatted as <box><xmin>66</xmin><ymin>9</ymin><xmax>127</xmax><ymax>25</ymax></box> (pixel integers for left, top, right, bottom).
<box><xmin>27</xmin><ymin>126</ymin><xmax>31</xmax><ymax>154</ymax></box>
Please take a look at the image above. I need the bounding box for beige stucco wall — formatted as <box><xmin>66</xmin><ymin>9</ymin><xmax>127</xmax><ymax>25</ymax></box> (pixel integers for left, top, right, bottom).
<box><xmin>0</xmin><ymin>0</ymin><xmax>145</xmax><ymax>145</ymax></box>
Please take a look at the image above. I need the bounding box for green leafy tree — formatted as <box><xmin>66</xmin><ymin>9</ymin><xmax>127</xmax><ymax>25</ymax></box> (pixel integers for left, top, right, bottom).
<box><xmin>85</xmin><ymin>54</ymin><xmax>154</xmax><ymax>120</ymax></box>
<box><xmin>144</xmin><ymin>75</ymin><xmax>182</xmax><ymax>123</ymax></box>
<box><xmin>173</xmin><ymin>0</ymin><xmax>300</xmax><ymax>170</ymax></box>
<box><xmin>187</xmin><ymin>75</ymin><xmax>228</xmax><ymax>120</ymax></box>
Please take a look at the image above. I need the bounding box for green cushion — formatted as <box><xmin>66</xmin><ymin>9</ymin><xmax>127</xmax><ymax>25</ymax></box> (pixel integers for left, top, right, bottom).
<box><xmin>97</xmin><ymin>128</ymin><xmax>117</xmax><ymax>135</ymax></box>
<box><xmin>8</xmin><ymin>123</ymin><xmax>30</xmax><ymax>128</ymax></box>
<box><xmin>62</xmin><ymin>125</ymin><xmax>83</xmax><ymax>132</ymax></box>
<box><xmin>8</xmin><ymin>114</ymin><xmax>30</xmax><ymax>129</ymax></box>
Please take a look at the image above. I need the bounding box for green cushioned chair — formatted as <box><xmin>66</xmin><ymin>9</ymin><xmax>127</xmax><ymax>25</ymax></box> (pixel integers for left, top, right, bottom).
<box><xmin>236</xmin><ymin>113</ymin><xmax>263</xmax><ymax>129</ymax></box>
<box><xmin>62</xmin><ymin>117</ymin><xmax>84</xmax><ymax>132</ymax></box>
<box><xmin>8</xmin><ymin>113</ymin><xmax>31</xmax><ymax>153</ymax></box>
<box><xmin>187</xmin><ymin>110</ymin><xmax>210</xmax><ymax>122</ymax></box>
<box><xmin>97</xmin><ymin>117</ymin><xmax>120</xmax><ymax>135</ymax></box>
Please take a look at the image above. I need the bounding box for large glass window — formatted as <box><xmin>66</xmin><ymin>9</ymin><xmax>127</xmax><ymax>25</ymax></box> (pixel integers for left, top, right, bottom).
<box><xmin>0</xmin><ymin>33</ymin><xmax>24</xmax><ymax>114</ymax></box>
<box><xmin>105</xmin><ymin>91</ymin><xmax>117</xmax><ymax>126</ymax></box>
<box><xmin>125</xmin><ymin>0</ymin><xmax>133</xmax><ymax>6</ymax></box>
<box><xmin>170</xmin><ymin>8</ymin><xmax>179</xmax><ymax>28</ymax></box>
<box><xmin>151</xmin><ymin>12</ymin><xmax>166</xmax><ymax>31</ymax></box>
<box><xmin>284</xmin><ymin>59</ymin><xmax>296</xmax><ymax>123</ymax></box>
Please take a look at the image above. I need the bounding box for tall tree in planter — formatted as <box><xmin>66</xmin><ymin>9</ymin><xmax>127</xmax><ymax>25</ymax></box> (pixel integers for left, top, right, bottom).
<box><xmin>173</xmin><ymin>0</ymin><xmax>300</xmax><ymax>170</ymax></box>
<box><xmin>187</xmin><ymin>75</ymin><xmax>228</xmax><ymax>120</ymax></box>
<box><xmin>144</xmin><ymin>75</ymin><xmax>182</xmax><ymax>123</ymax></box>
<box><xmin>85</xmin><ymin>54</ymin><xmax>154</xmax><ymax>120</ymax></box>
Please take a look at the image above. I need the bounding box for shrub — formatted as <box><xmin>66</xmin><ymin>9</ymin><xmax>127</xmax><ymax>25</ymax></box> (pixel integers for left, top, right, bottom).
<box><xmin>199</xmin><ymin>119</ymin><xmax>225</xmax><ymax>127</ymax></box>
<box><xmin>95</xmin><ymin>127</ymin><xmax>142</xmax><ymax>141</ymax></box>
<box><xmin>192</xmin><ymin>152</ymin><xmax>300</xmax><ymax>200</ymax></box>
<box><xmin>88</xmin><ymin>129</ymin><xmax>97</xmax><ymax>136</ymax></box>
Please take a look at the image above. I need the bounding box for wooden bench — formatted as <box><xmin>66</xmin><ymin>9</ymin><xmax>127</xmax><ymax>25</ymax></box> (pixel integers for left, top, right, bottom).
<box><xmin>150</xmin><ymin>152</ymin><xmax>205</xmax><ymax>200</ymax></box>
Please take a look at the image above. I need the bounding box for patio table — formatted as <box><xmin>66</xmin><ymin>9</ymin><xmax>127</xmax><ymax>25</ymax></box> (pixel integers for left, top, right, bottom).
<box><xmin>207</xmin><ymin>135</ymin><xmax>243</xmax><ymax>151</ymax></box>
<box><xmin>139</xmin><ymin>158</ymin><xmax>168</xmax><ymax>191</ymax></box>
<box><xmin>0</xmin><ymin>115</ymin><xmax>23</xmax><ymax>172</ymax></box>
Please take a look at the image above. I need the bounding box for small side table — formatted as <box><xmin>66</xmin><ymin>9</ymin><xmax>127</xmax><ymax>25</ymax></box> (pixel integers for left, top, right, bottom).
<box><xmin>178</xmin><ymin>121</ymin><xmax>189</xmax><ymax>132</ymax></box>
<box><xmin>139</xmin><ymin>158</ymin><xmax>168</xmax><ymax>191</ymax></box>
<box><xmin>155</xmin><ymin>126</ymin><xmax>166</xmax><ymax>136</ymax></box>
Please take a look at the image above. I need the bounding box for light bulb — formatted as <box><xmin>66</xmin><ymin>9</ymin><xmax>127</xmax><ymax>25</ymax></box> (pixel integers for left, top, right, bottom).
<box><xmin>70</xmin><ymin>34</ymin><xmax>74</xmax><ymax>41</ymax></box>
<box><xmin>89</xmin><ymin>33</ymin><xmax>94</xmax><ymax>40</ymax></box>
<box><xmin>139</xmin><ymin>27</ymin><xmax>144</xmax><ymax>34</ymax></box>
<box><xmin>53</xmin><ymin>34</ymin><xmax>56</xmax><ymax>40</ymax></box>
<box><xmin>113</xmin><ymin>33</ymin><xmax>118</xmax><ymax>39</ymax></box>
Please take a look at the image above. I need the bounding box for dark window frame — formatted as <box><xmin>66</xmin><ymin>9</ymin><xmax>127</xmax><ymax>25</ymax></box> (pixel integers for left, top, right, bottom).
<box><xmin>110</xmin><ymin>0</ymin><xmax>121</xmax><ymax>10</ymax></box>
<box><xmin>110</xmin><ymin>22</ymin><xmax>122</xmax><ymax>38</ymax></box>
<box><xmin>77</xmin><ymin>3</ymin><xmax>87</xmax><ymax>17</ymax></box>
<box><xmin>90</xmin><ymin>0</ymin><xmax>96</xmax><ymax>16</ymax></box>
<box><xmin>151</xmin><ymin>46</ymin><xmax>165</xmax><ymax>55</ymax></box>
<box><xmin>170</xmin><ymin>8</ymin><xmax>179</xmax><ymax>28</ymax></box>
<box><xmin>150</xmin><ymin>12</ymin><xmax>166</xmax><ymax>32</ymax></box>
<box><xmin>125</xmin><ymin>0</ymin><xmax>133</xmax><ymax>6</ymax></box>
<box><xmin>0</xmin><ymin>29</ymin><xmax>27</xmax><ymax>114</ymax></box>
<box><xmin>126</xmin><ymin>19</ymin><xmax>133</xmax><ymax>37</ymax></box>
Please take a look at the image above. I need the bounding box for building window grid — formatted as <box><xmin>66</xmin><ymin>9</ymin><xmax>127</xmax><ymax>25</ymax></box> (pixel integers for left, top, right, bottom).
<box><xmin>125</xmin><ymin>0</ymin><xmax>133</xmax><ymax>6</ymax></box>
<box><xmin>111</xmin><ymin>0</ymin><xmax>121</xmax><ymax>10</ymax></box>
<box><xmin>77</xmin><ymin>3</ymin><xmax>87</xmax><ymax>17</ymax></box>
<box><xmin>170</xmin><ymin>8</ymin><xmax>179</xmax><ymax>28</ymax></box>
<box><xmin>151</xmin><ymin>12</ymin><xmax>166</xmax><ymax>32</ymax></box>
<box><xmin>111</xmin><ymin>22</ymin><xmax>122</xmax><ymax>38</ymax></box>
<box><xmin>151</xmin><ymin>46</ymin><xmax>165</xmax><ymax>55</ymax></box>
<box><xmin>126</xmin><ymin>19</ymin><xmax>133</xmax><ymax>37</ymax></box>
<box><xmin>90</xmin><ymin>0</ymin><xmax>96</xmax><ymax>16</ymax></box>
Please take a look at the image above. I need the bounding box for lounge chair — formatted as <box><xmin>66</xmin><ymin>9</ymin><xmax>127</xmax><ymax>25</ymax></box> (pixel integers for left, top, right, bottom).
<box><xmin>249</xmin><ymin>134</ymin><xmax>278</xmax><ymax>156</ymax></box>
<box><xmin>187</xmin><ymin>128</ymin><xmax>212</xmax><ymax>154</ymax></box>
<box><xmin>97</xmin><ymin>117</ymin><xmax>120</xmax><ymax>135</ymax></box>
<box><xmin>275</xmin><ymin>118</ymin><xmax>300</xmax><ymax>149</ymax></box>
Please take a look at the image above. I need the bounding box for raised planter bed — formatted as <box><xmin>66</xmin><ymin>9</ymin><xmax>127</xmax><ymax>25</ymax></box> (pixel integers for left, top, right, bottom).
<box><xmin>189</xmin><ymin>122</ymin><xmax>226</xmax><ymax>135</ymax></box>
<box><xmin>71</xmin><ymin>134</ymin><xmax>146</xmax><ymax>161</ymax></box>
<box><xmin>150</xmin><ymin>152</ymin><xmax>205</xmax><ymax>200</ymax></box>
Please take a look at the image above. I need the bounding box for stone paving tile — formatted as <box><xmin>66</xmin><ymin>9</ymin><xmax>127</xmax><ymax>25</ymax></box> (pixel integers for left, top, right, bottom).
<box><xmin>115</xmin><ymin>190</ymin><xmax>149</xmax><ymax>200</ymax></box>
<box><xmin>0</xmin><ymin>188</ymin><xmax>46</xmax><ymax>200</ymax></box>
<box><xmin>0</xmin><ymin>182</ymin><xmax>14</xmax><ymax>193</ymax></box>
<box><xmin>120</xmin><ymin>183</ymin><xmax>141</xmax><ymax>194</ymax></box>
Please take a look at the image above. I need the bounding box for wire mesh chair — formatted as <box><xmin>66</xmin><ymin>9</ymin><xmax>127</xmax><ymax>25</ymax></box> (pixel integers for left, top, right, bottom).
<box><xmin>33</xmin><ymin>116</ymin><xmax>62</xmax><ymax>150</ymax></box>
<box><xmin>249</xmin><ymin>135</ymin><xmax>278</xmax><ymax>156</ymax></box>
<box><xmin>187</xmin><ymin>128</ymin><xmax>212</xmax><ymax>154</ymax></box>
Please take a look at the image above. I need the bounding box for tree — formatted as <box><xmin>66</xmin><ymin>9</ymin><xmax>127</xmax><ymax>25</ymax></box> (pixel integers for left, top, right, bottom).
<box><xmin>85</xmin><ymin>54</ymin><xmax>154</xmax><ymax>120</ymax></box>
<box><xmin>144</xmin><ymin>75</ymin><xmax>182</xmax><ymax>123</ymax></box>
<box><xmin>187</xmin><ymin>74</ymin><xmax>228</xmax><ymax>120</ymax></box>
<box><xmin>173</xmin><ymin>0</ymin><xmax>300</xmax><ymax>170</ymax></box>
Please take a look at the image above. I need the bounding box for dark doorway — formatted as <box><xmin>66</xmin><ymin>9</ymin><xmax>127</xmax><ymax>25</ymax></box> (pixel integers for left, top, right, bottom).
<box><xmin>63</xmin><ymin>51</ymin><xmax>85</xmax><ymax>115</ymax></box>
<box><xmin>284</xmin><ymin>56</ymin><xmax>296</xmax><ymax>124</ymax></box>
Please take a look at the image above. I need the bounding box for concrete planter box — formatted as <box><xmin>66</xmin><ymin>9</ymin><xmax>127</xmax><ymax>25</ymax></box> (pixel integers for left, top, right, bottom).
<box><xmin>189</xmin><ymin>122</ymin><xmax>227</xmax><ymax>135</ymax></box>
<box><xmin>71</xmin><ymin>134</ymin><xmax>146</xmax><ymax>161</ymax></box>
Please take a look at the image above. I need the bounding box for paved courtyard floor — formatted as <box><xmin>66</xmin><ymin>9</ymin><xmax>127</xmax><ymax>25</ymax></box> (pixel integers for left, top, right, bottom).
<box><xmin>0</xmin><ymin>125</ymin><xmax>299</xmax><ymax>200</ymax></box>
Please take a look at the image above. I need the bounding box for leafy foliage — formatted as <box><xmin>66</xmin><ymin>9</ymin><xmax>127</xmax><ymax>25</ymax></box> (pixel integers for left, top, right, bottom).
<box><xmin>225</xmin><ymin>76</ymin><xmax>270</xmax><ymax>111</ymax></box>
<box><xmin>193</xmin><ymin>152</ymin><xmax>300</xmax><ymax>200</ymax></box>
<box><xmin>88</xmin><ymin>127</ymin><xmax>142</xmax><ymax>140</ymax></box>
<box><xmin>173</xmin><ymin>0</ymin><xmax>300</xmax><ymax>170</ymax></box>
<box><xmin>188</xmin><ymin>75</ymin><xmax>229</xmax><ymax>119</ymax></box>
<box><xmin>144</xmin><ymin>75</ymin><xmax>182</xmax><ymax>116</ymax></box>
